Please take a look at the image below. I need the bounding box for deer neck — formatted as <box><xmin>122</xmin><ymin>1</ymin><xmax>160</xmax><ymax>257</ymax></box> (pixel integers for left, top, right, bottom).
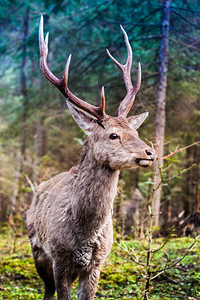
<box><xmin>71</xmin><ymin>139</ymin><xmax>120</xmax><ymax>240</ymax></box>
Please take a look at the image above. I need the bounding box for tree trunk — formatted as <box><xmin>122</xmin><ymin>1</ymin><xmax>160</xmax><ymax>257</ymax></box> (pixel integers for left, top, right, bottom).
<box><xmin>154</xmin><ymin>0</ymin><xmax>170</xmax><ymax>226</ymax></box>
<box><xmin>12</xmin><ymin>7</ymin><xmax>30</xmax><ymax>218</ymax></box>
<box><xmin>32</xmin><ymin>117</ymin><xmax>48</xmax><ymax>185</ymax></box>
<box><xmin>194</xmin><ymin>146</ymin><xmax>200</xmax><ymax>212</ymax></box>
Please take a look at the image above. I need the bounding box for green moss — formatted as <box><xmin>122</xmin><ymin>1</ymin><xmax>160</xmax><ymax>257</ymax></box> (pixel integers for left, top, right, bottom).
<box><xmin>0</xmin><ymin>234</ymin><xmax>199</xmax><ymax>299</ymax></box>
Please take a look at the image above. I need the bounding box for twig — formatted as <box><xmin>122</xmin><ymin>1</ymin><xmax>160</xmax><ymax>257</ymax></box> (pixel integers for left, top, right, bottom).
<box><xmin>170</xmin><ymin>5</ymin><xmax>200</xmax><ymax>13</ymax></box>
<box><xmin>163</xmin><ymin>141</ymin><xmax>200</xmax><ymax>159</ymax></box>
<box><xmin>151</xmin><ymin>235</ymin><xmax>200</xmax><ymax>280</ymax></box>
<box><xmin>113</xmin><ymin>249</ymin><xmax>146</xmax><ymax>268</ymax></box>
<box><xmin>25</xmin><ymin>175</ymin><xmax>36</xmax><ymax>194</ymax></box>
<box><xmin>171</xmin><ymin>9</ymin><xmax>200</xmax><ymax>29</ymax></box>
<box><xmin>151</xmin><ymin>238</ymin><xmax>170</xmax><ymax>253</ymax></box>
<box><xmin>133</xmin><ymin>35</ymin><xmax>162</xmax><ymax>41</ymax></box>
<box><xmin>169</xmin><ymin>38</ymin><xmax>200</xmax><ymax>52</ymax></box>
<box><xmin>116</xmin><ymin>241</ymin><xmax>147</xmax><ymax>267</ymax></box>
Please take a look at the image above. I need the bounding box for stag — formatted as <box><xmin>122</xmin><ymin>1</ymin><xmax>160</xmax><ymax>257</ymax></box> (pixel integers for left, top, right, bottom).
<box><xmin>26</xmin><ymin>16</ymin><xmax>155</xmax><ymax>300</ymax></box>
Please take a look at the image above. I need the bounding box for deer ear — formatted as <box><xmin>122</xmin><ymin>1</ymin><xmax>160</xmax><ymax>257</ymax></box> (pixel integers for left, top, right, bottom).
<box><xmin>128</xmin><ymin>112</ymin><xmax>149</xmax><ymax>130</ymax></box>
<box><xmin>67</xmin><ymin>102</ymin><xmax>98</xmax><ymax>135</ymax></box>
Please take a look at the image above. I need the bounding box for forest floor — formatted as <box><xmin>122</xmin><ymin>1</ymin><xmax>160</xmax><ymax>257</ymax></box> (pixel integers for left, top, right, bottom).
<box><xmin>0</xmin><ymin>230</ymin><xmax>199</xmax><ymax>300</ymax></box>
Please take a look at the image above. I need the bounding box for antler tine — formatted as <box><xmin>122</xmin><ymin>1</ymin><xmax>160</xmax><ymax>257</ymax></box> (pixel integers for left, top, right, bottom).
<box><xmin>39</xmin><ymin>15</ymin><xmax>61</xmax><ymax>86</ymax></box>
<box><xmin>100</xmin><ymin>86</ymin><xmax>106</xmax><ymax>115</ymax></box>
<box><xmin>39</xmin><ymin>15</ymin><xmax>106</xmax><ymax>121</ymax></box>
<box><xmin>107</xmin><ymin>25</ymin><xmax>141</xmax><ymax>117</ymax></box>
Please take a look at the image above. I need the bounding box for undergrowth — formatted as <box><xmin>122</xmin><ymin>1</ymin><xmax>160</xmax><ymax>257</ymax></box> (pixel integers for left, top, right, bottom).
<box><xmin>0</xmin><ymin>232</ymin><xmax>199</xmax><ymax>299</ymax></box>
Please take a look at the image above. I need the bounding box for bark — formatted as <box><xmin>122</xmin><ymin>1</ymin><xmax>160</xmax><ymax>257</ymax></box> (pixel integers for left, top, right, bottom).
<box><xmin>35</xmin><ymin>117</ymin><xmax>48</xmax><ymax>158</ymax></box>
<box><xmin>33</xmin><ymin>117</ymin><xmax>48</xmax><ymax>185</ymax></box>
<box><xmin>194</xmin><ymin>146</ymin><xmax>200</xmax><ymax>211</ymax></box>
<box><xmin>183</xmin><ymin>146</ymin><xmax>193</xmax><ymax>216</ymax></box>
<box><xmin>20</xmin><ymin>8</ymin><xmax>30</xmax><ymax>152</ymax></box>
<box><xmin>0</xmin><ymin>195</ymin><xmax>8</xmax><ymax>222</ymax></box>
<box><xmin>154</xmin><ymin>0</ymin><xmax>170</xmax><ymax>226</ymax></box>
<box><xmin>12</xmin><ymin>8</ymin><xmax>30</xmax><ymax>217</ymax></box>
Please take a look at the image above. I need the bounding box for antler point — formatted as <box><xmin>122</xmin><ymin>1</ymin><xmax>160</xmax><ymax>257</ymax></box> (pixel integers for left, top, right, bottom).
<box><xmin>45</xmin><ymin>32</ymin><xmax>49</xmax><ymax>46</ymax></box>
<box><xmin>120</xmin><ymin>24</ymin><xmax>124</xmax><ymax>31</ymax></box>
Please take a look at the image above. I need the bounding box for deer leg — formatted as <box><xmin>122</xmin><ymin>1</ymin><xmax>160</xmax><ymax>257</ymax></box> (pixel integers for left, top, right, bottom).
<box><xmin>53</xmin><ymin>261</ymin><xmax>73</xmax><ymax>300</ymax></box>
<box><xmin>32</xmin><ymin>244</ymin><xmax>55</xmax><ymax>300</ymax></box>
<box><xmin>77</xmin><ymin>266</ymin><xmax>101</xmax><ymax>300</ymax></box>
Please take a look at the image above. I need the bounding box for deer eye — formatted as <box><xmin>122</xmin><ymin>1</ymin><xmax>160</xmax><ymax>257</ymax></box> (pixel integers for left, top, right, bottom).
<box><xmin>109</xmin><ymin>133</ymin><xmax>119</xmax><ymax>140</ymax></box>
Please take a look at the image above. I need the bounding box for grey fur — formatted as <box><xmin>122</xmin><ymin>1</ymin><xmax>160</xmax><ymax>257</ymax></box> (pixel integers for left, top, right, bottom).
<box><xmin>26</xmin><ymin>113</ymin><xmax>155</xmax><ymax>300</ymax></box>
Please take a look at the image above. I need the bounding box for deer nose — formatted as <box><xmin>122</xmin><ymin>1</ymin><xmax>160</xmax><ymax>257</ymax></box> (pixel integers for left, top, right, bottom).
<box><xmin>145</xmin><ymin>149</ymin><xmax>156</xmax><ymax>160</ymax></box>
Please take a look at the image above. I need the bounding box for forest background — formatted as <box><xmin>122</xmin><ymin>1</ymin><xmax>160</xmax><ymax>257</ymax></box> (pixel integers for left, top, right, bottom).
<box><xmin>0</xmin><ymin>0</ymin><xmax>200</xmax><ymax>299</ymax></box>
<box><xmin>0</xmin><ymin>0</ymin><xmax>200</xmax><ymax>245</ymax></box>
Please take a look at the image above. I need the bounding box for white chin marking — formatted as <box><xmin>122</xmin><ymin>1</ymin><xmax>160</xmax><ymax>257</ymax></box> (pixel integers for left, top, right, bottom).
<box><xmin>138</xmin><ymin>160</ymin><xmax>152</xmax><ymax>167</ymax></box>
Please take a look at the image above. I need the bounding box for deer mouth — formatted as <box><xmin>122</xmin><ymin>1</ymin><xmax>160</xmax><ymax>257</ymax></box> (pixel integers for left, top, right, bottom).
<box><xmin>135</xmin><ymin>158</ymin><xmax>154</xmax><ymax>168</ymax></box>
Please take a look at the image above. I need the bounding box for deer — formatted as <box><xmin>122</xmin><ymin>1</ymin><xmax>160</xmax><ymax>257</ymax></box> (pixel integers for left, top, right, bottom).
<box><xmin>26</xmin><ymin>15</ymin><xmax>156</xmax><ymax>300</ymax></box>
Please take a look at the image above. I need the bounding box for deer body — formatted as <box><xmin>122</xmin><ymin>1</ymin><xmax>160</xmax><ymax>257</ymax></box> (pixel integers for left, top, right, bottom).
<box><xmin>26</xmin><ymin>16</ymin><xmax>155</xmax><ymax>300</ymax></box>
<box><xmin>27</xmin><ymin>143</ymin><xmax>119</xmax><ymax>299</ymax></box>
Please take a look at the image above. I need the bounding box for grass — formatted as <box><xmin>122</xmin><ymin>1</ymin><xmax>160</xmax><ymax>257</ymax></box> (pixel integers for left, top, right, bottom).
<box><xmin>0</xmin><ymin>230</ymin><xmax>199</xmax><ymax>299</ymax></box>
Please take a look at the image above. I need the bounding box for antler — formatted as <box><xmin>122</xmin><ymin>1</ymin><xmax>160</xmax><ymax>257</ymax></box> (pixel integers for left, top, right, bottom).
<box><xmin>39</xmin><ymin>15</ymin><xmax>106</xmax><ymax>121</ymax></box>
<box><xmin>106</xmin><ymin>25</ymin><xmax>141</xmax><ymax>117</ymax></box>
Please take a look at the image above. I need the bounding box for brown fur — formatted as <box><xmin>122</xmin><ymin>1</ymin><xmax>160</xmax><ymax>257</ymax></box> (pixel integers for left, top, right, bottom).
<box><xmin>27</xmin><ymin>114</ymin><xmax>155</xmax><ymax>300</ymax></box>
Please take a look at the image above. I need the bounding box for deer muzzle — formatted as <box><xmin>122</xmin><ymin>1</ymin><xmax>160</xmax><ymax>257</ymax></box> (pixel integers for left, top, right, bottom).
<box><xmin>135</xmin><ymin>149</ymin><xmax>156</xmax><ymax>167</ymax></box>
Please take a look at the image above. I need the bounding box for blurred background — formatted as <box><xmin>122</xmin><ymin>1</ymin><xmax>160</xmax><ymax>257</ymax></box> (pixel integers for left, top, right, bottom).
<box><xmin>0</xmin><ymin>0</ymin><xmax>199</xmax><ymax>237</ymax></box>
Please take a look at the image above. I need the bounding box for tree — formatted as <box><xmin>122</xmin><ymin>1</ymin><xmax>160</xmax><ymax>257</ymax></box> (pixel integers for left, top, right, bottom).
<box><xmin>154</xmin><ymin>0</ymin><xmax>171</xmax><ymax>226</ymax></box>
<box><xmin>13</xmin><ymin>7</ymin><xmax>30</xmax><ymax>218</ymax></box>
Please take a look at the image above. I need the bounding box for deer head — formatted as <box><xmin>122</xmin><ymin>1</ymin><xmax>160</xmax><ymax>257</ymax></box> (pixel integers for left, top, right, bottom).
<box><xmin>39</xmin><ymin>16</ymin><xmax>155</xmax><ymax>170</ymax></box>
